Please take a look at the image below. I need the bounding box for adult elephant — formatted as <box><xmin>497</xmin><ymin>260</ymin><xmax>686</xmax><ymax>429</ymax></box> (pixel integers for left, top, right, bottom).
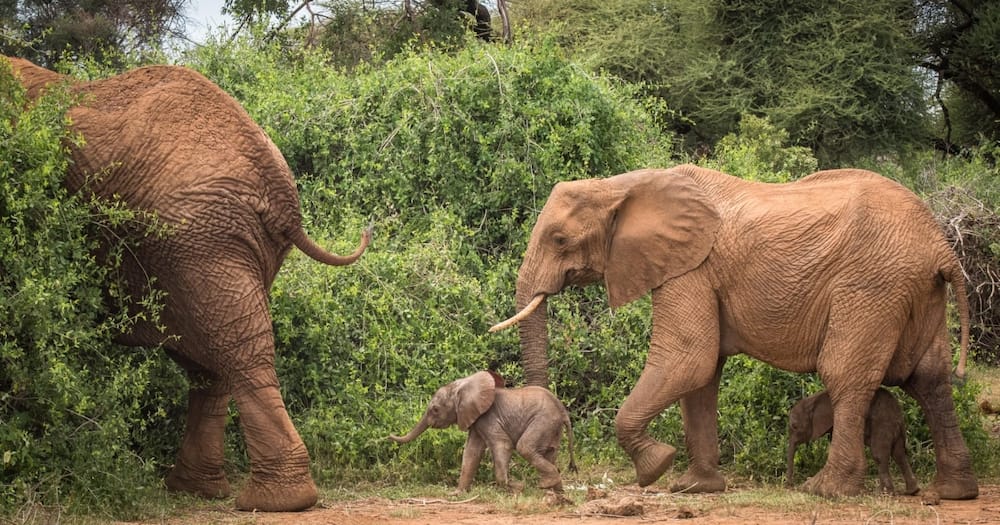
<box><xmin>491</xmin><ymin>165</ymin><xmax>977</xmax><ymax>499</ymax></box>
<box><xmin>6</xmin><ymin>57</ymin><xmax>372</xmax><ymax>512</ymax></box>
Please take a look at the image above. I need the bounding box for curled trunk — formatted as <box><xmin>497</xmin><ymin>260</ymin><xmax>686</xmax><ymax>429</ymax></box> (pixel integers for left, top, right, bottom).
<box><xmin>389</xmin><ymin>413</ymin><xmax>430</xmax><ymax>444</ymax></box>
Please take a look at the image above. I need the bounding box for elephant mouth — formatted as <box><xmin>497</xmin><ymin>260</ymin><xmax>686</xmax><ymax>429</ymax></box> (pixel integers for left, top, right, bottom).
<box><xmin>489</xmin><ymin>294</ymin><xmax>546</xmax><ymax>332</ymax></box>
<box><xmin>565</xmin><ymin>267</ymin><xmax>602</xmax><ymax>287</ymax></box>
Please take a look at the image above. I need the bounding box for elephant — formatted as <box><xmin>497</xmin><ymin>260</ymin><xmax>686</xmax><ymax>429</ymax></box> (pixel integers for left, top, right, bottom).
<box><xmin>389</xmin><ymin>370</ymin><xmax>577</xmax><ymax>493</ymax></box>
<box><xmin>431</xmin><ymin>0</ymin><xmax>492</xmax><ymax>41</ymax></box>
<box><xmin>5</xmin><ymin>56</ymin><xmax>372</xmax><ymax>511</ymax></box>
<box><xmin>490</xmin><ymin>165</ymin><xmax>977</xmax><ymax>500</ymax></box>
<box><xmin>787</xmin><ymin>387</ymin><xmax>919</xmax><ymax>495</ymax></box>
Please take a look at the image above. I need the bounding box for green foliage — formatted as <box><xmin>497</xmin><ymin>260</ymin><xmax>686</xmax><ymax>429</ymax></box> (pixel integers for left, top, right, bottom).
<box><xmin>517</xmin><ymin>0</ymin><xmax>929</xmax><ymax>165</ymax></box>
<box><xmin>311</xmin><ymin>0</ymin><xmax>495</xmax><ymax>70</ymax></box>
<box><xmin>0</xmin><ymin>60</ymin><xmax>184</xmax><ymax>517</ymax></box>
<box><xmin>186</xmin><ymin>36</ymin><xmax>674</xmax><ymax>258</ymax></box>
<box><xmin>705</xmin><ymin>114</ymin><xmax>818</xmax><ymax>183</ymax></box>
<box><xmin>271</xmin><ymin>210</ymin><xmax>498</xmax><ymax>482</ymax></box>
<box><xmin>918</xmin><ymin>0</ymin><xmax>1000</xmax><ymax>148</ymax></box>
<box><xmin>3</xmin><ymin>28</ymin><xmax>999</xmax><ymax>518</ymax></box>
<box><xmin>0</xmin><ymin>0</ymin><xmax>186</xmax><ymax>69</ymax></box>
<box><xmin>718</xmin><ymin>358</ymin><xmax>820</xmax><ymax>482</ymax></box>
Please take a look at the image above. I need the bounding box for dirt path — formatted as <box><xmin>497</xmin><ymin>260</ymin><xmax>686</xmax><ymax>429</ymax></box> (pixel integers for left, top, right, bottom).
<box><xmin>149</xmin><ymin>484</ymin><xmax>1000</xmax><ymax>524</ymax></box>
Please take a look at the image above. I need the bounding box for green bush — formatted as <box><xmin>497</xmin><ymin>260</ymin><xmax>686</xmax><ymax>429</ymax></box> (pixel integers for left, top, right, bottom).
<box><xmin>705</xmin><ymin>114</ymin><xmax>818</xmax><ymax>183</ymax></box>
<box><xmin>186</xmin><ymin>36</ymin><xmax>675</xmax><ymax>256</ymax></box>
<box><xmin>4</xmin><ymin>32</ymin><xmax>997</xmax><ymax>518</ymax></box>
<box><xmin>201</xmin><ymin>35</ymin><xmax>994</xmax><ymax>487</ymax></box>
<box><xmin>0</xmin><ymin>61</ymin><xmax>184</xmax><ymax>517</ymax></box>
<box><xmin>271</xmin><ymin>211</ymin><xmax>498</xmax><ymax>482</ymax></box>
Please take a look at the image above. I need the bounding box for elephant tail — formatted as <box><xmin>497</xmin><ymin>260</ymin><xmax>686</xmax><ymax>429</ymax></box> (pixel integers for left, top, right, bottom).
<box><xmin>291</xmin><ymin>222</ymin><xmax>373</xmax><ymax>266</ymax></box>
<box><xmin>943</xmin><ymin>260</ymin><xmax>971</xmax><ymax>382</ymax></box>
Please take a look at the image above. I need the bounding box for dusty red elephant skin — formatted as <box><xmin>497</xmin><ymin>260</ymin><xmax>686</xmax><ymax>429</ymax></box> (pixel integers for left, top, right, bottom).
<box><xmin>6</xmin><ymin>56</ymin><xmax>372</xmax><ymax>512</ymax></box>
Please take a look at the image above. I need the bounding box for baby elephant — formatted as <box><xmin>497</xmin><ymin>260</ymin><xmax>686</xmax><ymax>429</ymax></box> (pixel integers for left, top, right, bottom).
<box><xmin>390</xmin><ymin>370</ymin><xmax>576</xmax><ymax>493</ymax></box>
<box><xmin>787</xmin><ymin>387</ymin><xmax>919</xmax><ymax>495</ymax></box>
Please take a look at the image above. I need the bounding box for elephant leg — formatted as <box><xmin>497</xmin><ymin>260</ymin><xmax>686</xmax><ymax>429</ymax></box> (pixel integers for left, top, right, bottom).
<box><xmin>901</xmin><ymin>337</ymin><xmax>977</xmax><ymax>500</ymax></box>
<box><xmin>671</xmin><ymin>357</ymin><xmax>726</xmax><ymax>493</ymax></box>
<box><xmin>459</xmin><ymin>432</ymin><xmax>488</xmax><ymax>492</ymax></box>
<box><xmin>893</xmin><ymin>437</ymin><xmax>920</xmax><ymax>495</ymax></box>
<box><xmin>801</xmin><ymin>386</ymin><xmax>873</xmax><ymax>497</ymax></box>
<box><xmin>168</xmin><ymin>265</ymin><xmax>317</xmax><ymax>512</ymax></box>
<box><xmin>164</xmin><ymin>356</ymin><xmax>232</xmax><ymax>499</ymax></box>
<box><xmin>228</xmin><ymin>358</ymin><xmax>317</xmax><ymax>511</ymax></box>
<box><xmin>615</xmin><ymin>280</ymin><xmax>720</xmax><ymax>487</ymax></box>
<box><xmin>517</xmin><ymin>430</ymin><xmax>562</xmax><ymax>491</ymax></box>
<box><xmin>870</xmin><ymin>440</ymin><xmax>895</xmax><ymax>494</ymax></box>
<box><xmin>805</xmin><ymin>304</ymin><xmax>894</xmax><ymax>498</ymax></box>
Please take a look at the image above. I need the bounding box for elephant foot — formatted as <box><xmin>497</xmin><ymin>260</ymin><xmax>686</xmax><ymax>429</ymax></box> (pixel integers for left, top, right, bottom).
<box><xmin>901</xmin><ymin>483</ymin><xmax>921</xmax><ymax>496</ymax></box>
<box><xmin>924</xmin><ymin>476</ymin><xmax>978</xmax><ymax>500</ymax></box>
<box><xmin>802</xmin><ymin>467</ymin><xmax>863</xmax><ymax>498</ymax></box>
<box><xmin>235</xmin><ymin>475</ymin><xmax>318</xmax><ymax>512</ymax></box>
<box><xmin>670</xmin><ymin>464</ymin><xmax>726</xmax><ymax>494</ymax></box>
<box><xmin>538</xmin><ymin>476</ymin><xmax>563</xmax><ymax>493</ymax></box>
<box><xmin>506</xmin><ymin>480</ymin><xmax>526</xmax><ymax>493</ymax></box>
<box><xmin>877</xmin><ymin>478</ymin><xmax>896</xmax><ymax>496</ymax></box>
<box><xmin>165</xmin><ymin>464</ymin><xmax>231</xmax><ymax>499</ymax></box>
<box><xmin>543</xmin><ymin>489</ymin><xmax>574</xmax><ymax>506</ymax></box>
<box><xmin>631</xmin><ymin>442</ymin><xmax>676</xmax><ymax>487</ymax></box>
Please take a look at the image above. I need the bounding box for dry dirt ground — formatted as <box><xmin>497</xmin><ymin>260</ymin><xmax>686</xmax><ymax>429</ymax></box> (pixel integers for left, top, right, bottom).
<box><xmin>136</xmin><ymin>483</ymin><xmax>1000</xmax><ymax>525</ymax></box>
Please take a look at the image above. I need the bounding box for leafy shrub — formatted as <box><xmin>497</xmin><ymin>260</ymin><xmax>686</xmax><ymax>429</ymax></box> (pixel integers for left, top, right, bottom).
<box><xmin>186</xmin><ymin>36</ymin><xmax>675</xmax><ymax>257</ymax></box>
<box><xmin>705</xmin><ymin>114</ymin><xmax>818</xmax><ymax>183</ymax></box>
<box><xmin>924</xmin><ymin>143</ymin><xmax>1000</xmax><ymax>364</ymax></box>
<box><xmin>313</xmin><ymin>0</ymin><xmax>485</xmax><ymax>70</ymax></box>
<box><xmin>5</xmin><ymin>31</ymin><xmax>997</xmax><ymax>517</ymax></box>
<box><xmin>270</xmin><ymin>210</ymin><xmax>498</xmax><ymax>482</ymax></box>
<box><xmin>0</xmin><ymin>61</ymin><xmax>184</xmax><ymax>517</ymax></box>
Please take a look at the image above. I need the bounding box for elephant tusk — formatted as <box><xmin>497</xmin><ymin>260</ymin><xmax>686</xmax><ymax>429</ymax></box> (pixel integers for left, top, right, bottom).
<box><xmin>489</xmin><ymin>294</ymin><xmax>546</xmax><ymax>332</ymax></box>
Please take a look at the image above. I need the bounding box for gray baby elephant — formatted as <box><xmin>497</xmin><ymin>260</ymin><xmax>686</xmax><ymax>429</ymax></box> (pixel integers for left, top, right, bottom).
<box><xmin>787</xmin><ymin>387</ymin><xmax>919</xmax><ymax>495</ymax></box>
<box><xmin>390</xmin><ymin>370</ymin><xmax>576</xmax><ymax>492</ymax></box>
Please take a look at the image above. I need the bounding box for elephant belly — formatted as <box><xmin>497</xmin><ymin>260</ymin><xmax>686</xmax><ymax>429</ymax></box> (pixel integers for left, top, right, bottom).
<box><xmin>718</xmin><ymin>304</ymin><xmax>824</xmax><ymax>374</ymax></box>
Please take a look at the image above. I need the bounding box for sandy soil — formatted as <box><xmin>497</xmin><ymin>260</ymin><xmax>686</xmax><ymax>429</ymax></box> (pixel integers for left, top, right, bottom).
<box><xmin>139</xmin><ymin>483</ymin><xmax>1000</xmax><ymax>525</ymax></box>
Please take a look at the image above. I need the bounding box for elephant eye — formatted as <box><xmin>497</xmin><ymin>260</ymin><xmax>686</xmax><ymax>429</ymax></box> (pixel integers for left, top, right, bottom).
<box><xmin>553</xmin><ymin>234</ymin><xmax>568</xmax><ymax>247</ymax></box>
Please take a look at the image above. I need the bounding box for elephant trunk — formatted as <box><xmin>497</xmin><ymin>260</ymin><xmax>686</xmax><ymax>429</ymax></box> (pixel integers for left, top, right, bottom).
<box><xmin>389</xmin><ymin>414</ymin><xmax>431</xmax><ymax>444</ymax></box>
<box><xmin>786</xmin><ymin>436</ymin><xmax>798</xmax><ymax>486</ymax></box>
<box><xmin>515</xmin><ymin>279</ymin><xmax>550</xmax><ymax>387</ymax></box>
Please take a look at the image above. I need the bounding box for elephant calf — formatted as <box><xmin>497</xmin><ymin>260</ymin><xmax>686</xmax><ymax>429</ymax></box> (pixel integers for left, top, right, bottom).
<box><xmin>390</xmin><ymin>370</ymin><xmax>576</xmax><ymax>493</ymax></box>
<box><xmin>787</xmin><ymin>388</ymin><xmax>919</xmax><ymax>495</ymax></box>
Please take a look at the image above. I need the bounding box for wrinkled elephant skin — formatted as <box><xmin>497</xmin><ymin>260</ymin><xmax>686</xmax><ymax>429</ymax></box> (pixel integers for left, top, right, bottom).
<box><xmin>495</xmin><ymin>165</ymin><xmax>976</xmax><ymax>500</ymax></box>
<box><xmin>5</xmin><ymin>56</ymin><xmax>373</xmax><ymax>512</ymax></box>
<box><xmin>390</xmin><ymin>371</ymin><xmax>576</xmax><ymax>493</ymax></box>
<box><xmin>787</xmin><ymin>388</ymin><xmax>919</xmax><ymax>495</ymax></box>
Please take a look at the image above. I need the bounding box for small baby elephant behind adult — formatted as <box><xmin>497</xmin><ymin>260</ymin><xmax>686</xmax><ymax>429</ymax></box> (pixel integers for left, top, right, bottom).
<box><xmin>787</xmin><ymin>387</ymin><xmax>919</xmax><ymax>495</ymax></box>
<box><xmin>390</xmin><ymin>370</ymin><xmax>576</xmax><ymax>493</ymax></box>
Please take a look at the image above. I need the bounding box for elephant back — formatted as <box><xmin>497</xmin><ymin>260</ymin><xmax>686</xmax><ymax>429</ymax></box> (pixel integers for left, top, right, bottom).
<box><xmin>64</xmin><ymin>64</ymin><xmax>304</xmax><ymax>244</ymax></box>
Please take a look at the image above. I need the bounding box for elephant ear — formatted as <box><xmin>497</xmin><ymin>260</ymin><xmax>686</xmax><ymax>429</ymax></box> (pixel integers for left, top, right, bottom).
<box><xmin>810</xmin><ymin>392</ymin><xmax>834</xmax><ymax>440</ymax></box>
<box><xmin>605</xmin><ymin>168</ymin><xmax>721</xmax><ymax>308</ymax></box>
<box><xmin>455</xmin><ymin>371</ymin><xmax>497</xmax><ymax>431</ymax></box>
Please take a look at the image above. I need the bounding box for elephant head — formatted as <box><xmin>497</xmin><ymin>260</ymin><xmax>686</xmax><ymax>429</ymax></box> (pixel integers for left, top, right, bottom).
<box><xmin>390</xmin><ymin>371</ymin><xmax>503</xmax><ymax>442</ymax></box>
<box><xmin>788</xmin><ymin>392</ymin><xmax>835</xmax><ymax>445</ymax></box>
<box><xmin>492</xmin><ymin>168</ymin><xmax>722</xmax><ymax>386</ymax></box>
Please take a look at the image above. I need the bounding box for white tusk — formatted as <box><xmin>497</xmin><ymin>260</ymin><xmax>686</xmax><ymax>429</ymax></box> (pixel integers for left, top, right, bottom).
<box><xmin>489</xmin><ymin>294</ymin><xmax>546</xmax><ymax>332</ymax></box>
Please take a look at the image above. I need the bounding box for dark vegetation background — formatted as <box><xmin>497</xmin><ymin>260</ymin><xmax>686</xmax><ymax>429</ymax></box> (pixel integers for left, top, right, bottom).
<box><xmin>1</xmin><ymin>0</ymin><xmax>999</xmax><ymax>519</ymax></box>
